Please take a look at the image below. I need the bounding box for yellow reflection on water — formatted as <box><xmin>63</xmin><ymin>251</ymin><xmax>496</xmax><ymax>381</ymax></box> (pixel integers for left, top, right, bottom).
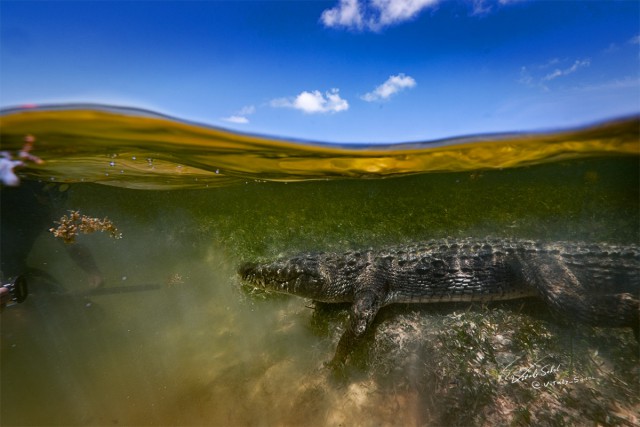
<box><xmin>1</xmin><ymin>106</ymin><xmax>638</xmax><ymax>189</ymax></box>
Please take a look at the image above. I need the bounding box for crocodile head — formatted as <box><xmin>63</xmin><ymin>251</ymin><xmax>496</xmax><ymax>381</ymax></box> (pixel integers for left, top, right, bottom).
<box><xmin>239</xmin><ymin>256</ymin><xmax>329</xmax><ymax>300</ymax></box>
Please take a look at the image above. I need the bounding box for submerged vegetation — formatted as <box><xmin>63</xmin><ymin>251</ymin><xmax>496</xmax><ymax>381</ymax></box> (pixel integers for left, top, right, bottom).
<box><xmin>177</xmin><ymin>157</ymin><xmax>639</xmax><ymax>260</ymax></box>
<box><xmin>49</xmin><ymin>210</ymin><xmax>122</xmax><ymax>244</ymax></box>
<box><xmin>428</xmin><ymin>309</ymin><xmax>638</xmax><ymax>426</ymax></box>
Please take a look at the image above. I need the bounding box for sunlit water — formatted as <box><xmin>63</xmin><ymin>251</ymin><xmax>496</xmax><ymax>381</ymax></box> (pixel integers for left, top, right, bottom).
<box><xmin>1</xmin><ymin>105</ymin><xmax>638</xmax><ymax>426</ymax></box>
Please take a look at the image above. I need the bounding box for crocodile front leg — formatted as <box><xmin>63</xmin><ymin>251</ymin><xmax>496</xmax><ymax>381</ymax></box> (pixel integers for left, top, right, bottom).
<box><xmin>331</xmin><ymin>289</ymin><xmax>383</xmax><ymax>367</ymax></box>
<box><xmin>330</xmin><ymin>258</ymin><xmax>388</xmax><ymax>367</ymax></box>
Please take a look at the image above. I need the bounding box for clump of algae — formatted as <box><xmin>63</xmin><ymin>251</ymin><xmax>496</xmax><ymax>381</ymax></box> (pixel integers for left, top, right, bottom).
<box><xmin>50</xmin><ymin>210</ymin><xmax>122</xmax><ymax>244</ymax></box>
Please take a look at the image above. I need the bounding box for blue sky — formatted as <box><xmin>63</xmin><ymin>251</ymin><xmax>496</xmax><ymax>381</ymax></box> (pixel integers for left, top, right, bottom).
<box><xmin>1</xmin><ymin>0</ymin><xmax>638</xmax><ymax>143</ymax></box>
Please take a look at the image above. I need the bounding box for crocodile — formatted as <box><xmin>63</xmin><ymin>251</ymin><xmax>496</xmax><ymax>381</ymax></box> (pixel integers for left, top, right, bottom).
<box><xmin>239</xmin><ymin>239</ymin><xmax>640</xmax><ymax>366</ymax></box>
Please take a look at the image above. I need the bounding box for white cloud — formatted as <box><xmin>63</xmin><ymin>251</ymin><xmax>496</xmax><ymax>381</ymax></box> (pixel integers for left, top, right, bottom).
<box><xmin>538</xmin><ymin>58</ymin><xmax>561</xmax><ymax>69</ymax></box>
<box><xmin>362</xmin><ymin>73</ymin><xmax>416</xmax><ymax>101</ymax></box>
<box><xmin>222</xmin><ymin>105</ymin><xmax>255</xmax><ymax>124</ymax></box>
<box><xmin>271</xmin><ymin>89</ymin><xmax>349</xmax><ymax>114</ymax></box>
<box><xmin>471</xmin><ymin>0</ymin><xmax>526</xmax><ymax>14</ymax></box>
<box><xmin>237</xmin><ymin>105</ymin><xmax>255</xmax><ymax>116</ymax></box>
<box><xmin>519</xmin><ymin>58</ymin><xmax>590</xmax><ymax>90</ymax></box>
<box><xmin>470</xmin><ymin>0</ymin><xmax>492</xmax><ymax>15</ymax></box>
<box><xmin>222</xmin><ymin>115</ymin><xmax>249</xmax><ymax>124</ymax></box>
<box><xmin>321</xmin><ymin>0</ymin><xmax>440</xmax><ymax>31</ymax></box>
<box><xmin>629</xmin><ymin>35</ymin><xmax>640</xmax><ymax>45</ymax></box>
<box><xmin>542</xmin><ymin>59</ymin><xmax>590</xmax><ymax>82</ymax></box>
<box><xmin>321</xmin><ymin>0</ymin><xmax>364</xmax><ymax>30</ymax></box>
<box><xmin>321</xmin><ymin>0</ymin><xmax>524</xmax><ymax>31</ymax></box>
<box><xmin>373</xmin><ymin>0</ymin><xmax>440</xmax><ymax>28</ymax></box>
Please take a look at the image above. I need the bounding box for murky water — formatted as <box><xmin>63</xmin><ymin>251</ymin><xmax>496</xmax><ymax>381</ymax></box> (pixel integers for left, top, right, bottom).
<box><xmin>1</xmin><ymin>106</ymin><xmax>638</xmax><ymax>426</ymax></box>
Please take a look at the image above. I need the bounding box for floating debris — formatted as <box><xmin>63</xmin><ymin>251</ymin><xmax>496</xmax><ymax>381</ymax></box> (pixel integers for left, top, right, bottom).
<box><xmin>50</xmin><ymin>210</ymin><xmax>122</xmax><ymax>244</ymax></box>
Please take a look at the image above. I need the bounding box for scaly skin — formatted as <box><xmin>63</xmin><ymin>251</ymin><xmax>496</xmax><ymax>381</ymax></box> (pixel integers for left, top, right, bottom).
<box><xmin>239</xmin><ymin>239</ymin><xmax>640</xmax><ymax>365</ymax></box>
